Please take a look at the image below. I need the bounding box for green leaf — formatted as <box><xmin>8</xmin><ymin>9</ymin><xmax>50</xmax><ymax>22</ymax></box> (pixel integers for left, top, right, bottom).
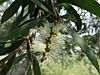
<box><xmin>62</xmin><ymin>3</ymin><xmax>82</xmax><ymax>31</ymax></box>
<box><xmin>13</xmin><ymin>53</ymin><xmax>26</xmax><ymax>65</ymax></box>
<box><xmin>0</xmin><ymin>55</ymin><xmax>9</xmax><ymax>68</ymax></box>
<box><xmin>26</xmin><ymin>64</ymin><xmax>32</xmax><ymax>75</ymax></box>
<box><xmin>1</xmin><ymin>0</ymin><xmax>22</xmax><ymax>23</ymax></box>
<box><xmin>32</xmin><ymin>55</ymin><xmax>41</xmax><ymax>75</ymax></box>
<box><xmin>31</xmin><ymin>0</ymin><xmax>50</xmax><ymax>12</ymax></box>
<box><xmin>9</xmin><ymin>6</ymin><xmax>25</xmax><ymax>32</ymax></box>
<box><xmin>28</xmin><ymin>1</ymin><xmax>35</xmax><ymax>18</ymax></box>
<box><xmin>68</xmin><ymin>28</ymin><xmax>100</xmax><ymax>74</ymax></box>
<box><xmin>63</xmin><ymin>14</ymin><xmax>77</xmax><ymax>22</ymax></box>
<box><xmin>9</xmin><ymin>14</ymin><xmax>23</xmax><ymax>32</ymax></box>
<box><xmin>40</xmin><ymin>1</ymin><xmax>54</xmax><ymax>22</ymax></box>
<box><xmin>0</xmin><ymin>18</ymin><xmax>41</xmax><ymax>41</ymax></box>
<box><xmin>0</xmin><ymin>0</ymin><xmax>6</xmax><ymax>4</ymax></box>
<box><xmin>0</xmin><ymin>53</ymin><xmax>26</xmax><ymax>70</ymax></box>
<box><xmin>0</xmin><ymin>39</ymin><xmax>24</xmax><ymax>55</ymax></box>
<box><xmin>0</xmin><ymin>55</ymin><xmax>15</xmax><ymax>75</ymax></box>
<box><xmin>58</xmin><ymin>0</ymin><xmax>100</xmax><ymax>17</ymax></box>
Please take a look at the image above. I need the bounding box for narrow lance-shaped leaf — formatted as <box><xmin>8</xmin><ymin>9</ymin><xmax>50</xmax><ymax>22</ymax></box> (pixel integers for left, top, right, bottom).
<box><xmin>0</xmin><ymin>39</ymin><xmax>24</xmax><ymax>55</ymax></box>
<box><xmin>0</xmin><ymin>18</ymin><xmax>42</xmax><ymax>42</ymax></box>
<box><xmin>68</xmin><ymin>28</ymin><xmax>100</xmax><ymax>74</ymax></box>
<box><xmin>41</xmin><ymin>1</ymin><xmax>55</xmax><ymax>23</ymax></box>
<box><xmin>13</xmin><ymin>53</ymin><xmax>26</xmax><ymax>65</ymax></box>
<box><xmin>0</xmin><ymin>55</ymin><xmax>9</xmax><ymax>68</ymax></box>
<box><xmin>63</xmin><ymin>3</ymin><xmax>82</xmax><ymax>31</ymax></box>
<box><xmin>31</xmin><ymin>0</ymin><xmax>50</xmax><ymax>12</ymax></box>
<box><xmin>58</xmin><ymin>0</ymin><xmax>100</xmax><ymax>17</ymax></box>
<box><xmin>9</xmin><ymin>6</ymin><xmax>26</xmax><ymax>32</ymax></box>
<box><xmin>32</xmin><ymin>55</ymin><xmax>41</xmax><ymax>75</ymax></box>
<box><xmin>28</xmin><ymin>1</ymin><xmax>35</xmax><ymax>18</ymax></box>
<box><xmin>0</xmin><ymin>55</ymin><xmax>15</xmax><ymax>75</ymax></box>
<box><xmin>1</xmin><ymin>0</ymin><xmax>22</xmax><ymax>23</ymax></box>
<box><xmin>26</xmin><ymin>64</ymin><xmax>32</xmax><ymax>75</ymax></box>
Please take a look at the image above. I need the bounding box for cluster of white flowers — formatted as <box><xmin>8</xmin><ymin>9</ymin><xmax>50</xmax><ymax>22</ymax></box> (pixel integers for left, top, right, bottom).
<box><xmin>32</xmin><ymin>22</ymin><xmax>68</xmax><ymax>53</ymax></box>
<box><xmin>50</xmin><ymin>33</ymin><xmax>66</xmax><ymax>51</ymax></box>
<box><xmin>32</xmin><ymin>40</ymin><xmax>46</xmax><ymax>52</ymax></box>
<box><xmin>39</xmin><ymin>22</ymin><xmax>51</xmax><ymax>41</ymax></box>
